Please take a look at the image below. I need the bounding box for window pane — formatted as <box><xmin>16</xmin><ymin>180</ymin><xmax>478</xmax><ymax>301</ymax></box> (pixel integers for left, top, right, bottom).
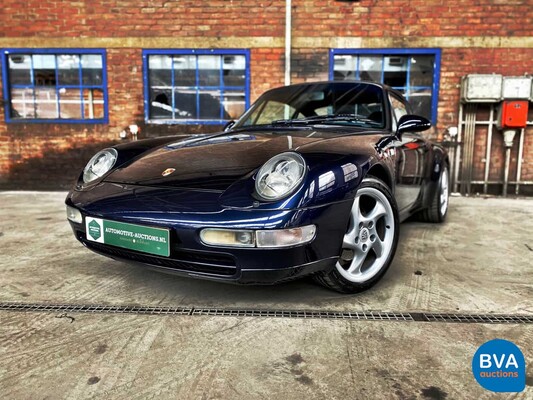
<box><xmin>358</xmin><ymin>56</ymin><xmax>382</xmax><ymax>82</ymax></box>
<box><xmin>149</xmin><ymin>55</ymin><xmax>172</xmax><ymax>88</ymax></box>
<box><xmin>173</xmin><ymin>55</ymin><xmax>197</xmax><ymax>87</ymax></box>
<box><xmin>199</xmin><ymin>89</ymin><xmax>223</xmax><ymax>119</ymax></box>
<box><xmin>8</xmin><ymin>55</ymin><xmax>32</xmax><ymax>85</ymax></box>
<box><xmin>332</xmin><ymin>55</ymin><xmax>357</xmax><ymax>81</ymax></box>
<box><xmin>10</xmin><ymin>88</ymin><xmax>35</xmax><ymax>118</ymax></box>
<box><xmin>35</xmin><ymin>87</ymin><xmax>59</xmax><ymax>119</ymax></box>
<box><xmin>383</xmin><ymin>56</ymin><xmax>407</xmax><ymax>88</ymax></box>
<box><xmin>198</xmin><ymin>55</ymin><xmax>221</xmax><ymax>87</ymax></box>
<box><xmin>173</xmin><ymin>89</ymin><xmax>197</xmax><ymax>119</ymax></box>
<box><xmin>57</xmin><ymin>55</ymin><xmax>80</xmax><ymax>85</ymax></box>
<box><xmin>223</xmin><ymin>55</ymin><xmax>246</xmax><ymax>87</ymax></box>
<box><xmin>149</xmin><ymin>89</ymin><xmax>172</xmax><ymax>119</ymax></box>
<box><xmin>58</xmin><ymin>88</ymin><xmax>81</xmax><ymax>119</ymax></box>
<box><xmin>33</xmin><ymin>55</ymin><xmax>56</xmax><ymax>86</ymax></box>
<box><xmin>81</xmin><ymin>55</ymin><xmax>103</xmax><ymax>85</ymax></box>
<box><xmin>83</xmin><ymin>88</ymin><xmax>104</xmax><ymax>119</ymax></box>
<box><xmin>408</xmin><ymin>88</ymin><xmax>432</xmax><ymax>120</ymax></box>
<box><xmin>222</xmin><ymin>90</ymin><xmax>246</xmax><ymax>119</ymax></box>
<box><xmin>409</xmin><ymin>55</ymin><xmax>434</xmax><ymax>88</ymax></box>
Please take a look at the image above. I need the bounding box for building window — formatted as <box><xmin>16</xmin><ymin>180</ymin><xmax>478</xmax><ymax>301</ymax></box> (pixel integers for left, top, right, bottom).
<box><xmin>330</xmin><ymin>49</ymin><xmax>441</xmax><ymax>123</ymax></box>
<box><xmin>143</xmin><ymin>49</ymin><xmax>250</xmax><ymax>124</ymax></box>
<box><xmin>1</xmin><ymin>49</ymin><xmax>108</xmax><ymax>123</ymax></box>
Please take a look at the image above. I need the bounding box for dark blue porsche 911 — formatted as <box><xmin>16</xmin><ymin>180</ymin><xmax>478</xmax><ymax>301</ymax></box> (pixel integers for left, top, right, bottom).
<box><xmin>66</xmin><ymin>81</ymin><xmax>449</xmax><ymax>293</ymax></box>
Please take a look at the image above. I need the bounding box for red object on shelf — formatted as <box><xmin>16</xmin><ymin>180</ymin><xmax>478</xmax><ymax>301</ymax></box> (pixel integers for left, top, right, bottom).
<box><xmin>500</xmin><ymin>100</ymin><xmax>529</xmax><ymax>128</ymax></box>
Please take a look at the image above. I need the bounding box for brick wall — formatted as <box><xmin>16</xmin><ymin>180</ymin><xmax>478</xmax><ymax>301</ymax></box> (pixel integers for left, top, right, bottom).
<box><xmin>291</xmin><ymin>48</ymin><xmax>329</xmax><ymax>84</ymax></box>
<box><xmin>0</xmin><ymin>0</ymin><xmax>286</xmax><ymax>38</ymax></box>
<box><xmin>0</xmin><ymin>0</ymin><xmax>532</xmax><ymax>191</ymax></box>
<box><xmin>291</xmin><ymin>0</ymin><xmax>533</xmax><ymax>37</ymax></box>
<box><xmin>2</xmin><ymin>0</ymin><xmax>531</xmax><ymax>38</ymax></box>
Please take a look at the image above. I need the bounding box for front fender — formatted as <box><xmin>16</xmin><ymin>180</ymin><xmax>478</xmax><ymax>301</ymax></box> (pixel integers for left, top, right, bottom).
<box><xmin>219</xmin><ymin>152</ymin><xmax>386</xmax><ymax>210</ymax></box>
<box><xmin>73</xmin><ymin>135</ymin><xmax>192</xmax><ymax>191</ymax></box>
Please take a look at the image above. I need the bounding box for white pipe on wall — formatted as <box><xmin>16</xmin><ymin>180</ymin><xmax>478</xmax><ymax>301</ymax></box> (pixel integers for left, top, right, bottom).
<box><xmin>516</xmin><ymin>127</ymin><xmax>525</xmax><ymax>195</ymax></box>
<box><xmin>285</xmin><ymin>0</ymin><xmax>292</xmax><ymax>86</ymax></box>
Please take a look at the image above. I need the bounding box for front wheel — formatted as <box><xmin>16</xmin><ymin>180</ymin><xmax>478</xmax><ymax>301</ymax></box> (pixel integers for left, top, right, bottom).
<box><xmin>314</xmin><ymin>177</ymin><xmax>399</xmax><ymax>294</ymax></box>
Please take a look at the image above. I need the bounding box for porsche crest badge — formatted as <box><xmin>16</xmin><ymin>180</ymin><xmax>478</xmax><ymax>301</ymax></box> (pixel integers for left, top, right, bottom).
<box><xmin>162</xmin><ymin>168</ymin><xmax>176</xmax><ymax>177</ymax></box>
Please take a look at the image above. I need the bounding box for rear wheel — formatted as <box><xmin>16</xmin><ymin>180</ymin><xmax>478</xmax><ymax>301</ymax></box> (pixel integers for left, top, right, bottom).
<box><xmin>418</xmin><ymin>165</ymin><xmax>449</xmax><ymax>223</ymax></box>
<box><xmin>314</xmin><ymin>177</ymin><xmax>399</xmax><ymax>294</ymax></box>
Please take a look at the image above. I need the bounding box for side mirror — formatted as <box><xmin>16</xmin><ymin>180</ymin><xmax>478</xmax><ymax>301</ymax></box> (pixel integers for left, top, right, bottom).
<box><xmin>397</xmin><ymin>115</ymin><xmax>431</xmax><ymax>137</ymax></box>
<box><xmin>223</xmin><ymin>120</ymin><xmax>236</xmax><ymax>131</ymax></box>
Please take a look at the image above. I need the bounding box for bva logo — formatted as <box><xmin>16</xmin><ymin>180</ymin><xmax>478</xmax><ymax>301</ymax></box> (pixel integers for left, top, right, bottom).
<box><xmin>480</xmin><ymin>353</ymin><xmax>519</xmax><ymax>369</ymax></box>
<box><xmin>472</xmin><ymin>339</ymin><xmax>525</xmax><ymax>392</ymax></box>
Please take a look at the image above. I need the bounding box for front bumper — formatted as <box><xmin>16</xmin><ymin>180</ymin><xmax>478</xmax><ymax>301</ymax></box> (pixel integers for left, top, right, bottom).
<box><xmin>66</xmin><ymin>183</ymin><xmax>351</xmax><ymax>284</ymax></box>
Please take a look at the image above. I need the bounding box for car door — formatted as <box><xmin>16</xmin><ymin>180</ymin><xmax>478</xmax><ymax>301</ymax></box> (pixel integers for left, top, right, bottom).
<box><xmin>389</xmin><ymin>92</ymin><xmax>428</xmax><ymax>215</ymax></box>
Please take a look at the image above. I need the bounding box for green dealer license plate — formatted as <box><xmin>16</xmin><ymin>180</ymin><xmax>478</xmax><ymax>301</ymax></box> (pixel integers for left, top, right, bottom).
<box><xmin>85</xmin><ymin>217</ymin><xmax>170</xmax><ymax>257</ymax></box>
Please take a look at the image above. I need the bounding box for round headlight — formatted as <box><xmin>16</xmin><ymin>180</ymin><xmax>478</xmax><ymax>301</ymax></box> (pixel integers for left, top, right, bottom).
<box><xmin>82</xmin><ymin>148</ymin><xmax>118</xmax><ymax>183</ymax></box>
<box><xmin>255</xmin><ymin>152</ymin><xmax>306</xmax><ymax>201</ymax></box>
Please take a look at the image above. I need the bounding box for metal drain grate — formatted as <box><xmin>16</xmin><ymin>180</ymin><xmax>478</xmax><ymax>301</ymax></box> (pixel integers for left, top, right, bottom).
<box><xmin>0</xmin><ymin>302</ymin><xmax>531</xmax><ymax>324</ymax></box>
<box><xmin>191</xmin><ymin>309</ymin><xmax>413</xmax><ymax>321</ymax></box>
<box><xmin>0</xmin><ymin>302</ymin><xmax>192</xmax><ymax>315</ymax></box>
<box><xmin>419</xmin><ymin>313</ymin><xmax>533</xmax><ymax>324</ymax></box>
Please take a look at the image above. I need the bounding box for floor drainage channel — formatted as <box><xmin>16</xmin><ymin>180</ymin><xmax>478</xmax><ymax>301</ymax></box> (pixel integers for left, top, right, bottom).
<box><xmin>0</xmin><ymin>302</ymin><xmax>532</xmax><ymax>324</ymax></box>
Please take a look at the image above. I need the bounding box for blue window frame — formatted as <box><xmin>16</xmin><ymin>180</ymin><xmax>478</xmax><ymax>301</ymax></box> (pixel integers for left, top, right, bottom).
<box><xmin>329</xmin><ymin>48</ymin><xmax>441</xmax><ymax>124</ymax></box>
<box><xmin>143</xmin><ymin>49</ymin><xmax>250</xmax><ymax>125</ymax></box>
<box><xmin>1</xmin><ymin>48</ymin><xmax>108</xmax><ymax>124</ymax></box>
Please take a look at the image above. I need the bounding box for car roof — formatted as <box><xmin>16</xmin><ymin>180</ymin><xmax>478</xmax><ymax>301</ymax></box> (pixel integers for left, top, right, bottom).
<box><xmin>265</xmin><ymin>80</ymin><xmax>404</xmax><ymax>98</ymax></box>
<box><xmin>269</xmin><ymin>80</ymin><xmax>384</xmax><ymax>90</ymax></box>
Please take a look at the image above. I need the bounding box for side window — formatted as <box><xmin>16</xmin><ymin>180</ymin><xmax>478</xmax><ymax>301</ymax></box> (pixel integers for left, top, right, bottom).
<box><xmin>389</xmin><ymin>94</ymin><xmax>408</xmax><ymax>132</ymax></box>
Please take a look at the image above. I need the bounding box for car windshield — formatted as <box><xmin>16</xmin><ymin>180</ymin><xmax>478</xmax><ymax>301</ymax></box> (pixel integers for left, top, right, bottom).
<box><xmin>234</xmin><ymin>82</ymin><xmax>386</xmax><ymax>129</ymax></box>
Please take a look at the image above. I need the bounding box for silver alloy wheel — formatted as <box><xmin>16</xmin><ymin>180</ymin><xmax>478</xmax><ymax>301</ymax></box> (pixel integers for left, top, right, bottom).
<box><xmin>336</xmin><ymin>186</ymin><xmax>395</xmax><ymax>283</ymax></box>
<box><xmin>440</xmin><ymin>167</ymin><xmax>449</xmax><ymax>217</ymax></box>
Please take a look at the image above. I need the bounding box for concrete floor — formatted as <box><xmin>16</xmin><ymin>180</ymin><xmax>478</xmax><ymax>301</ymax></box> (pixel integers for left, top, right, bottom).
<box><xmin>0</xmin><ymin>192</ymin><xmax>532</xmax><ymax>399</ymax></box>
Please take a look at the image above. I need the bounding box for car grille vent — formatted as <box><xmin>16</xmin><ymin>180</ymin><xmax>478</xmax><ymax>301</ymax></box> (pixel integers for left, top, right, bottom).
<box><xmin>79</xmin><ymin>235</ymin><xmax>237</xmax><ymax>277</ymax></box>
<box><xmin>172</xmin><ymin>249</ymin><xmax>235</xmax><ymax>267</ymax></box>
<box><xmin>1</xmin><ymin>303</ymin><xmax>531</xmax><ymax>324</ymax></box>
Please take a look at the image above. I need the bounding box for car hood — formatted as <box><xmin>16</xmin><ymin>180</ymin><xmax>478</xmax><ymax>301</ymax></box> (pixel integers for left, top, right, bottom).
<box><xmin>105</xmin><ymin>130</ymin><xmax>381</xmax><ymax>189</ymax></box>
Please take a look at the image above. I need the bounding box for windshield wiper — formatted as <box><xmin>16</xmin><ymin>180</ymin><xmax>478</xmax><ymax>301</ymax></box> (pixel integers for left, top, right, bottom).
<box><xmin>271</xmin><ymin>119</ymin><xmax>311</xmax><ymax>126</ymax></box>
<box><xmin>272</xmin><ymin>114</ymin><xmax>383</xmax><ymax>127</ymax></box>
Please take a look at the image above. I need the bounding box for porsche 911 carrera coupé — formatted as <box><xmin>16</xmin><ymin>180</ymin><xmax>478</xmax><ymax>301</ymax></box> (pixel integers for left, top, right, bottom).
<box><xmin>66</xmin><ymin>81</ymin><xmax>449</xmax><ymax>293</ymax></box>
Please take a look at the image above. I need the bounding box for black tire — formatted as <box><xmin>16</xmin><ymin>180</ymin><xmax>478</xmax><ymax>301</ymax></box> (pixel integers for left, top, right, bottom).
<box><xmin>314</xmin><ymin>177</ymin><xmax>400</xmax><ymax>294</ymax></box>
<box><xmin>418</xmin><ymin>165</ymin><xmax>449</xmax><ymax>223</ymax></box>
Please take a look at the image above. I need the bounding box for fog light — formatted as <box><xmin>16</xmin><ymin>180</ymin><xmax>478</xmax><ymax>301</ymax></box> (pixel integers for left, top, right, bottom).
<box><xmin>200</xmin><ymin>229</ymin><xmax>255</xmax><ymax>247</ymax></box>
<box><xmin>256</xmin><ymin>225</ymin><xmax>316</xmax><ymax>248</ymax></box>
<box><xmin>66</xmin><ymin>205</ymin><xmax>83</xmax><ymax>224</ymax></box>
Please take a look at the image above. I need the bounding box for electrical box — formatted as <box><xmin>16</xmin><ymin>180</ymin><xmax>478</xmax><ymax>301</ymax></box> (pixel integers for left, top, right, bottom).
<box><xmin>461</xmin><ymin>74</ymin><xmax>502</xmax><ymax>103</ymax></box>
<box><xmin>498</xmin><ymin>100</ymin><xmax>529</xmax><ymax>129</ymax></box>
<box><xmin>502</xmin><ymin>76</ymin><xmax>532</xmax><ymax>100</ymax></box>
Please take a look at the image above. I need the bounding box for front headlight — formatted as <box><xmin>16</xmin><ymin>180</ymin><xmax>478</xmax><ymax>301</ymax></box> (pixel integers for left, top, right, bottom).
<box><xmin>255</xmin><ymin>152</ymin><xmax>306</xmax><ymax>201</ymax></box>
<box><xmin>82</xmin><ymin>148</ymin><xmax>118</xmax><ymax>183</ymax></box>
